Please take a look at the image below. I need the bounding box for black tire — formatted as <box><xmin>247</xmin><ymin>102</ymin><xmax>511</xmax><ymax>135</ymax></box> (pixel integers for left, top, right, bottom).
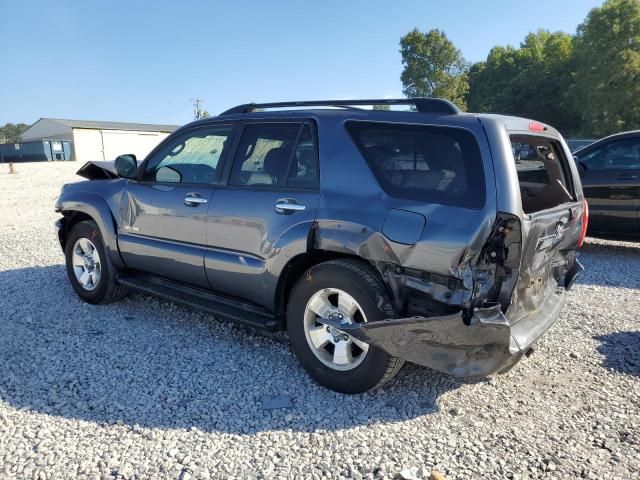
<box><xmin>64</xmin><ymin>220</ymin><xmax>128</xmax><ymax>304</ymax></box>
<box><xmin>287</xmin><ymin>259</ymin><xmax>404</xmax><ymax>394</ymax></box>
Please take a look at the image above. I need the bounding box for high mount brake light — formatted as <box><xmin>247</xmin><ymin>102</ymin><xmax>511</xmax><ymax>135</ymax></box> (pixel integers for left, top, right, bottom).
<box><xmin>529</xmin><ymin>122</ymin><xmax>546</xmax><ymax>133</ymax></box>
<box><xmin>578</xmin><ymin>199</ymin><xmax>589</xmax><ymax>248</ymax></box>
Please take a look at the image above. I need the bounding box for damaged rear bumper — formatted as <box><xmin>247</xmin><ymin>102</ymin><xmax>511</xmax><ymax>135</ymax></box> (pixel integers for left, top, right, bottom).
<box><xmin>319</xmin><ymin>267</ymin><xmax>579</xmax><ymax>378</ymax></box>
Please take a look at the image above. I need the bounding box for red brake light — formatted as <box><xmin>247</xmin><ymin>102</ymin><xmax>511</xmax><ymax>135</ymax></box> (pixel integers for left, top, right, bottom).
<box><xmin>529</xmin><ymin>122</ymin><xmax>546</xmax><ymax>133</ymax></box>
<box><xmin>578</xmin><ymin>199</ymin><xmax>589</xmax><ymax>248</ymax></box>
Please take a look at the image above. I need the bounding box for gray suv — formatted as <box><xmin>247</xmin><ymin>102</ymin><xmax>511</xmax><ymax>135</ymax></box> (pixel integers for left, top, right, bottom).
<box><xmin>55</xmin><ymin>98</ymin><xmax>587</xmax><ymax>393</ymax></box>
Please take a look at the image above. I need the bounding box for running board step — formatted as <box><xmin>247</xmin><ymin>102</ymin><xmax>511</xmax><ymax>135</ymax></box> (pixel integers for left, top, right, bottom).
<box><xmin>117</xmin><ymin>273</ymin><xmax>282</xmax><ymax>332</ymax></box>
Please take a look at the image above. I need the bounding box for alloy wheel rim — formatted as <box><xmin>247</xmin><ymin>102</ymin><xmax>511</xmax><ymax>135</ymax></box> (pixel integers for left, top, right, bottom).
<box><xmin>71</xmin><ymin>238</ymin><xmax>101</xmax><ymax>291</ymax></box>
<box><xmin>303</xmin><ymin>288</ymin><xmax>369</xmax><ymax>371</ymax></box>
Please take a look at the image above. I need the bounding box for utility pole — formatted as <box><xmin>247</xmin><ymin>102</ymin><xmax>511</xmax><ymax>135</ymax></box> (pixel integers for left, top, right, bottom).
<box><xmin>191</xmin><ymin>98</ymin><xmax>205</xmax><ymax>120</ymax></box>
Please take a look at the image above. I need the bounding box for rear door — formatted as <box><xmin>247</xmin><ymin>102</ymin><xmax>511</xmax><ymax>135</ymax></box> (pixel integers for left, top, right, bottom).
<box><xmin>205</xmin><ymin>121</ymin><xmax>320</xmax><ymax>310</ymax></box>
<box><xmin>118</xmin><ymin>123</ymin><xmax>235</xmax><ymax>287</ymax></box>
<box><xmin>576</xmin><ymin>137</ymin><xmax>640</xmax><ymax>235</ymax></box>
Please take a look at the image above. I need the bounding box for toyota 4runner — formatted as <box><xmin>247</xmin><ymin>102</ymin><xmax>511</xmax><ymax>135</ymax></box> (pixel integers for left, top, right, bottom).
<box><xmin>55</xmin><ymin>98</ymin><xmax>587</xmax><ymax>393</ymax></box>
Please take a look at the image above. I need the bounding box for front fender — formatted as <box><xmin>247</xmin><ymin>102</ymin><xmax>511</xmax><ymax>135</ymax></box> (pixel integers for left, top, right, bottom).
<box><xmin>57</xmin><ymin>191</ymin><xmax>124</xmax><ymax>269</ymax></box>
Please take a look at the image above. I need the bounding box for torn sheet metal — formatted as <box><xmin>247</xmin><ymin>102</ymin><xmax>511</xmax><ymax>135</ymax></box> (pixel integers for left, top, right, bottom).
<box><xmin>76</xmin><ymin>160</ymin><xmax>119</xmax><ymax>180</ymax></box>
<box><xmin>318</xmin><ymin>272</ymin><xmax>575</xmax><ymax>378</ymax></box>
<box><xmin>318</xmin><ymin>303</ymin><xmax>514</xmax><ymax>377</ymax></box>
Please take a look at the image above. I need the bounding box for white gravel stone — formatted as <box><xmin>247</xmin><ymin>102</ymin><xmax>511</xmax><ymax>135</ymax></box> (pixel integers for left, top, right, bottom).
<box><xmin>1</xmin><ymin>162</ymin><xmax>639</xmax><ymax>479</ymax></box>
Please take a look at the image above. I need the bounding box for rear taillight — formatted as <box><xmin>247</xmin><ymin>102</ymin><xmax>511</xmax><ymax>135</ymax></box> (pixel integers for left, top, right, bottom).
<box><xmin>578</xmin><ymin>199</ymin><xmax>589</xmax><ymax>248</ymax></box>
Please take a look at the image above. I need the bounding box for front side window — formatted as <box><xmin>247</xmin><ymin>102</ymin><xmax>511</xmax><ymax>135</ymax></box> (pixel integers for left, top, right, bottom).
<box><xmin>142</xmin><ymin>125</ymin><xmax>232</xmax><ymax>184</ymax></box>
<box><xmin>346</xmin><ymin>121</ymin><xmax>485</xmax><ymax>208</ymax></box>
<box><xmin>579</xmin><ymin>139</ymin><xmax>640</xmax><ymax>171</ymax></box>
<box><xmin>228</xmin><ymin>122</ymin><xmax>318</xmax><ymax>188</ymax></box>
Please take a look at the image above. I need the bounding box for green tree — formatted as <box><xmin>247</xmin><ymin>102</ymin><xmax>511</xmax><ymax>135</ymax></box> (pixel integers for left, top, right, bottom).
<box><xmin>372</xmin><ymin>104</ymin><xmax>391</xmax><ymax>111</ymax></box>
<box><xmin>199</xmin><ymin>110</ymin><xmax>210</xmax><ymax>119</ymax></box>
<box><xmin>467</xmin><ymin>30</ymin><xmax>578</xmax><ymax>134</ymax></box>
<box><xmin>400</xmin><ymin>28</ymin><xmax>469</xmax><ymax>110</ymax></box>
<box><xmin>573</xmin><ymin>0</ymin><xmax>640</xmax><ymax>137</ymax></box>
<box><xmin>0</xmin><ymin>123</ymin><xmax>29</xmax><ymax>143</ymax></box>
<box><xmin>467</xmin><ymin>45</ymin><xmax>519</xmax><ymax>114</ymax></box>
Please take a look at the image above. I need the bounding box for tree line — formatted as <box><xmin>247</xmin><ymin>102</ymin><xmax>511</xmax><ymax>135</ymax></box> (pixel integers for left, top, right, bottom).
<box><xmin>400</xmin><ymin>0</ymin><xmax>640</xmax><ymax>138</ymax></box>
<box><xmin>0</xmin><ymin>123</ymin><xmax>29</xmax><ymax>144</ymax></box>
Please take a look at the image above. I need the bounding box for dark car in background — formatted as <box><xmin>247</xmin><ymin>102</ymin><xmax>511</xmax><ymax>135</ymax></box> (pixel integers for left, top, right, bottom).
<box><xmin>567</xmin><ymin>138</ymin><xmax>596</xmax><ymax>153</ymax></box>
<box><xmin>55</xmin><ymin>98</ymin><xmax>587</xmax><ymax>393</ymax></box>
<box><xmin>574</xmin><ymin>130</ymin><xmax>640</xmax><ymax>237</ymax></box>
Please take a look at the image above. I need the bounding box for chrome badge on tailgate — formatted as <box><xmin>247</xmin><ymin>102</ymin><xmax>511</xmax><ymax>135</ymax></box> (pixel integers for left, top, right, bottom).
<box><xmin>536</xmin><ymin>218</ymin><xmax>569</xmax><ymax>251</ymax></box>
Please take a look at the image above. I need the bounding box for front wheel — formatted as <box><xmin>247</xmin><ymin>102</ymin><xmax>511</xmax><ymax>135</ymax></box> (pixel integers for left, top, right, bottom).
<box><xmin>287</xmin><ymin>259</ymin><xmax>403</xmax><ymax>393</ymax></box>
<box><xmin>64</xmin><ymin>220</ymin><xmax>127</xmax><ymax>304</ymax></box>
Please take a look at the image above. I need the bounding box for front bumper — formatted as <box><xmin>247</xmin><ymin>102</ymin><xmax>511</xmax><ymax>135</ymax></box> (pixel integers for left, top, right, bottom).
<box><xmin>319</xmin><ymin>262</ymin><xmax>582</xmax><ymax>377</ymax></box>
<box><xmin>54</xmin><ymin>218</ymin><xmax>66</xmax><ymax>250</ymax></box>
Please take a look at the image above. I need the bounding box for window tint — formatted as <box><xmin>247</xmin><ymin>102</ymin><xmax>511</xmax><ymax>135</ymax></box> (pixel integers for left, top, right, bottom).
<box><xmin>512</xmin><ymin>140</ymin><xmax>552</xmax><ymax>187</ymax></box>
<box><xmin>286</xmin><ymin>125</ymin><xmax>318</xmax><ymax>189</ymax></box>
<box><xmin>228</xmin><ymin>123</ymin><xmax>316</xmax><ymax>188</ymax></box>
<box><xmin>579</xmin><ymin>138</ymin><xmax>640</xmax><ymax>171</ymax></box>
<box><xmin>143</xmin><ymin>125</ymin><xmax>232</xmax><ymax>184</ymax></box>
<box><xmin>511</xmin><ymin>135</ymin><xmax>574</xmax><ymax>214</ymax></box>
<box><xmin>346</xmin><ymin>121</ymin><xmax>485</xmax><ymax>208</ymax></box>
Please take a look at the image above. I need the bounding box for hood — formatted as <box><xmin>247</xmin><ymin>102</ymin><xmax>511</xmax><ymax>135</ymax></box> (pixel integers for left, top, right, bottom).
<box><xmin>76</xmin><ymin>160</ymin><xmax>119</xmax><ymax>180</ymax></box>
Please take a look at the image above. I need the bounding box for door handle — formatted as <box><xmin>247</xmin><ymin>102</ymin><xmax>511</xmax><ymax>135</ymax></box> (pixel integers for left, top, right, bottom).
<box><xmin>184</xmin><ymin>194</ymin><xmax>208</xmax><ymax>206</ymax></box>
<box><xmin>275</xmin><ymin>200</ymin><xmax>306</xmax><ymax>214</ymax></box>
<box><xmin>616</xmin><ymin>174</ymin><xmax>638</xmax><ymax>180</ymax></box>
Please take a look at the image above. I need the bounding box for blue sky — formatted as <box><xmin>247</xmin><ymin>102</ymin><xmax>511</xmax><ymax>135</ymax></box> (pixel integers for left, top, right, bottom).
<box><xmin>0</xmin><ymin>0</ymin><xmax>603</xmax><ymax>126</ymax></box>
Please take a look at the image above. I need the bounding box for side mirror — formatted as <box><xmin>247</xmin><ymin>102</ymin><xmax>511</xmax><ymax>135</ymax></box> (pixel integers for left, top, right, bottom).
<box><xmin>115</xmin><ymin>154</ymin><xmax>138</xmax><ymax>179</ymax></box>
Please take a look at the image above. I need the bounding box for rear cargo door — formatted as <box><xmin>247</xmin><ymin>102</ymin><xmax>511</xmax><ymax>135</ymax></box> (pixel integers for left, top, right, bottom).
<box><xmin>509</xmin><ymin>135</ymin><xmax>583</xmax><ymax>324</ymax></box>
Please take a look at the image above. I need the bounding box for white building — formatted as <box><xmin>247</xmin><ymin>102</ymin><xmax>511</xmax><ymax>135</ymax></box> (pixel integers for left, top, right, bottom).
<box><xmin>21</xmin><ymin>118</ymin><xmax>179</xmax><ymax>162</ymax></box>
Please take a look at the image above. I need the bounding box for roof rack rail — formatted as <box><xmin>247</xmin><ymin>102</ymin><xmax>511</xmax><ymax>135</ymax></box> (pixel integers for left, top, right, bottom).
<box><xmin>219</xmin><ymin>98</ymin><xmax>460</xmax><ymax>116</ymax></box>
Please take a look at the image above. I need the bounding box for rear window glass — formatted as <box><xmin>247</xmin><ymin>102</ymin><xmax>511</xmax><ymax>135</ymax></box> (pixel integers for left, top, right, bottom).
<box><xmin>511</xmin><ymin>135</ymin><xmax>575</xmax><ymax>214</ymax></box>
<box><xmin>346</xmin><ymin>121</ymin><xmax>485</xmax><ymax>209</ymax></box>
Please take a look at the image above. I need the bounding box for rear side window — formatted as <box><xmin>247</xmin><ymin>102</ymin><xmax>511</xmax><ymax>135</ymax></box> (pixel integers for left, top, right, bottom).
<box><xmin>511</xmin><ymin>135</ymin><xmax>575</xmax><ymax>214</ymax></box>
<box><xmin>228</xmin><ymin>123</ymin><xmax>318</xmax><ymax>189</ymax></box>
<box><xmin>346</xmin><ymin>121</ymin><xmax>485</xmax><ymax>209</ymax></box>
<box><xmin>287</xmin><ymin>125</ymin><xmax>319</xmax><ymax>189</ymax></box>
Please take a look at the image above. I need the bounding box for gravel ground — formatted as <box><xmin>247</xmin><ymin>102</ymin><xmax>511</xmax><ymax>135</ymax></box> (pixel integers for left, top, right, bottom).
<box><xmin>0</xmin><ymin>161</ymin><xmax>639</xmax><ymax>480</ymax></box>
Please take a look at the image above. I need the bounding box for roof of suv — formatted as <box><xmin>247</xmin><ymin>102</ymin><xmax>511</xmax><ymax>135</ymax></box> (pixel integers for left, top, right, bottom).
<box><xmin>185</xmin><ymin>98</ymin><xmax>564</xmax><ymax>139</ymax></box>
<box><xmin>218</xmin><ymin>98</ymin><xmax>461</xmax><ymax>116</ymax></box>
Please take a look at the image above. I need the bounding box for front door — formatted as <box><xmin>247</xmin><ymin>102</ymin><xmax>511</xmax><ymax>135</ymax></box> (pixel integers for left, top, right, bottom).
<box><xmin>118</xmin><ymin>123</ymin><xmax>235</xmax><ymax>287</ymax></box>
<box><xmin>205</xmin><ymin>121</ymin><xmax>320</xmax><ymax>310</ymax></box>
<box><xmin>578</xmin><ymin>137</ymin><xmax>640</xmax><ymax>235</ymax></box>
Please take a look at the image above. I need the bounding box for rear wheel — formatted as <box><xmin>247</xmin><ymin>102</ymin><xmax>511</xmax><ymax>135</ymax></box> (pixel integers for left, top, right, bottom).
<box><xmin>64</xmin><ymin>220</ymin><xmax>127</xmax><ymax>304</ymax></box>
<box><xmin>287</xmin><ymin>259</ymin><xmax>403</xmax><ymax>393</ymax></box>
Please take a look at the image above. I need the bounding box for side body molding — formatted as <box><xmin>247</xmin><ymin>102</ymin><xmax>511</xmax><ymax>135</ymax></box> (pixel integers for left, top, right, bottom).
<box><xmin>205</xmin><ymin>220</ymin><xmax>316</xmax><ymax>311</ymax></box>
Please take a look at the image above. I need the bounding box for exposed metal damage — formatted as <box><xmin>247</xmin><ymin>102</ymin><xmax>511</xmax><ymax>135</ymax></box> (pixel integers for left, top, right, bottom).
<box><xmin>312</xmin><ymin>209</ymin><xmax>582</xmax><ymax>377</ymax></box>
<box><xmin>318</xmin><ymin>305</ymin><xmax>514</xmax><ymax>377</ymax></box>
<box><xmin>76</xmin><ymin>160</ymin><xmax>119</xmax><ymax>180</ymax></box>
